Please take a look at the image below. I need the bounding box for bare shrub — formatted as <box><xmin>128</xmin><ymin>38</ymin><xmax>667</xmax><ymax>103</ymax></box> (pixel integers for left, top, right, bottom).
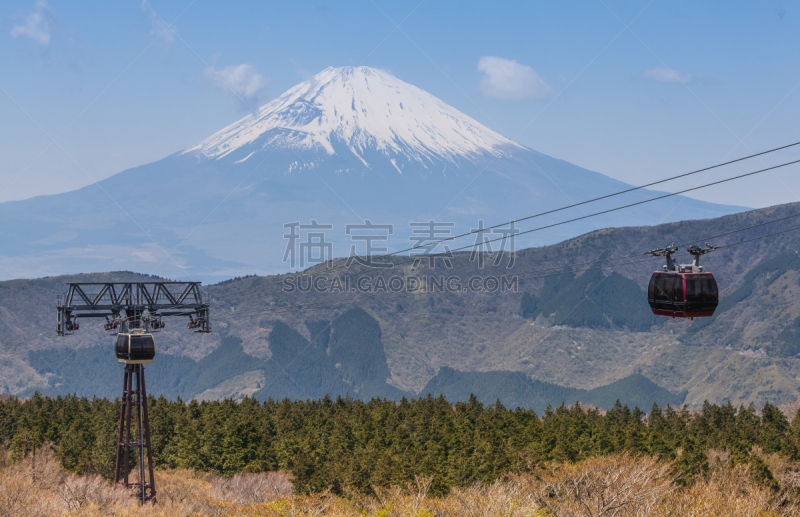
<box><xmin>369</xmin><ymin>475</ymin><xmax>435</xmax><ymax>517</ymax></box>
<box><xmin>706</xmin><ymin>449</ymin><xmax>731</xmax><ymax>469</ymax></box>
<box><xmin>210</xmin><ymin>471</ymin><xmax>293</xmax><ymax>505</ymax></box>
<box><xmin>656</xmin><ymin>462</ymin><xmax>797</xmax><ymax>516</ymax></box>
<box><xmin>0</xmin><ymin>446</ymin><xmax>63</xmax><ymax>517</ymax></box>
<box><xmin>525</xmin><ymin>454</ymin><xmax>676</xmax><ymax>516</ymax></box>
<box><xmin>0</xmin><ymin>470</ymin><xmax>41</xmax><ymax>517</ymax></box>
<box><xmin>58</xmin><ymin>474</ymin><xmax>134</xmax><ymax>512</ymax></box>
<box><xmin>438</xmin><ymin>478</ymin><xmax>541</xmax><ymax>517</ymax></box>
<box><xmin>773</xmin><ymin>461</ymin><xmax>800</xmax><ymax>495</ymax></box>
<box><xmin>2</xmin><ymin>450</ymin><xmax>800</xmax><ymax>516</ymax></box>
<box><xmin>154</xmin><ymin>469</ymin><xmax>215</xmax><ymax>513</ymax></box>
<box><xmin>279</xmin><ymin>491</ymin><xmax>336</xmax><ymax>517</ymax></box>
<box><xmin>2</xmin><ymin>447</ymin><xmax>62</xmax><ymax>493</ymax></box>
<box><xmin>205</xmin><ymin>490</ymin><xmax>337</xmax><ymax>517</ymax></box>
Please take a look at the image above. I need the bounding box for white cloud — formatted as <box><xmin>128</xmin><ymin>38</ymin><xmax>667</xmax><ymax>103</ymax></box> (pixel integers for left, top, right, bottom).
<box><xmin>477</xmin><ymin>56</ymin><xmax>552</xmax><ymax>101</ymax></box>
<box><xmin>141</xmin><ymin>0</ymin><xmax>174</xmax><ymax>50</ymax></box>
<box><xmin>642</xmin><ymin>66</ymin><xmax>693</xmax><ymax>84</ymax></box>
<box><xmin>11</xmin><ymin>0</ymin><xmax>55</xmax><ymax>47</ymax></box>
<box><xmin>203</xmin><ymin>63</ymin><xmax>270</xmax><ymax>105</ymax></box>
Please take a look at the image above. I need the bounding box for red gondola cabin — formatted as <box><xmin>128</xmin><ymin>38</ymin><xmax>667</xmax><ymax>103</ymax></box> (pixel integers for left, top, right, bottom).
<box><xmin>647</xmin><ymin>271</ymin><xmax>718</xmax><ymax>318</ymax></box>
<box><xmin>647</xmin><ymin>243</ymin><xmax>720</xmax><ymax>319</ymax></box>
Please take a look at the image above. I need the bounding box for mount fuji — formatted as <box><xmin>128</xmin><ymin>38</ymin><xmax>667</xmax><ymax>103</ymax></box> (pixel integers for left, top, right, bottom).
<box><xmin>0</xmin><ymin>66</ymin><xmax>744</xmax><ymax>282</ymax></box>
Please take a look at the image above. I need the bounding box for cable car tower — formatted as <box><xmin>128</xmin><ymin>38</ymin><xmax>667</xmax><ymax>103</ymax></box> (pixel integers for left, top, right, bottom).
<box><xmin>56</xmin><ymin>281</ymin><xmax>211</xmax><ymax>503</ymax></box>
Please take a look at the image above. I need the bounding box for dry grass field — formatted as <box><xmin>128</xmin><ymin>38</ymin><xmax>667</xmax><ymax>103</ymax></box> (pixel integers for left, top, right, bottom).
<box><xmin>2</xmin><ymin>449</ymin><xmax>800</xmax><ymax>516</ymax></box>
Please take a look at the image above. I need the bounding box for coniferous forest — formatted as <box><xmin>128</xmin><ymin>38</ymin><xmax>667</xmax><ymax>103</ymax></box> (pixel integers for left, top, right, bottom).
<box><xmin>2</xmin><ymin>392</ymin><xmax>799</xmax><ymax>496</ymax></box>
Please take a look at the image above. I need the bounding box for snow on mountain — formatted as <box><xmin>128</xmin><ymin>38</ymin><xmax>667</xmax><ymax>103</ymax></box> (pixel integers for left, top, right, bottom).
<box><xmin>185</xmin><ymin>66</ymin><xmax>523</xmax><ymax>166</ymax></box>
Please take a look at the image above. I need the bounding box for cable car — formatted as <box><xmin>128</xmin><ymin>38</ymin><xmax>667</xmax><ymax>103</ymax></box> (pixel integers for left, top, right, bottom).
<box><xmin>647</xmin><ymin>244</ymin><xmax>719</xmax><ymax>319</ymax></box>
<box><xmin>115</xmin><ymin>329</ymin><xmax>156</xmax><ymax>364</ymax></box>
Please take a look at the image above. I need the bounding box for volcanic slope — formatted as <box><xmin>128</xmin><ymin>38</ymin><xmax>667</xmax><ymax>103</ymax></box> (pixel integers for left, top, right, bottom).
<box><xmin>0</xmin><ymin>66</ymin><xmax>744</xmax><ymax>282</ymax></box>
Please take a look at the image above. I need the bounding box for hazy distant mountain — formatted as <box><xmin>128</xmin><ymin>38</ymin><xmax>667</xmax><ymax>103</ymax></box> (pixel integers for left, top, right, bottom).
<box><xmin>0</xmin><ymin>66</ymin><xmax>744</xmax><ymax>282</ymax></box>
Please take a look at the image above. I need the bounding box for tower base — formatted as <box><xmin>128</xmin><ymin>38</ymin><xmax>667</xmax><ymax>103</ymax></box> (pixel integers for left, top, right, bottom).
<box><xmin>114</xmin><ymin>364</ymin><xmax>156</xmax><ymax>503</ymax></box>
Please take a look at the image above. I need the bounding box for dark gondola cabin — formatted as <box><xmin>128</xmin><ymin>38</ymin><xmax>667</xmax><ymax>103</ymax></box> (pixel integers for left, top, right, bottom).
<box><xmin>647</xmin><ymin>243</ymin><xmax>719</xmax><ymax>319</ymax></box>
<box><xmin>115</xmin><ymin>330</ymin><xmax>156</xmax><ymax>364</ymax></box>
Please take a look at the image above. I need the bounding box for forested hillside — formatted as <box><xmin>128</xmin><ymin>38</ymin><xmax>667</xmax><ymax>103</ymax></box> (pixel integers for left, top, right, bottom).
<box><xmin>1</xmin><ymin>394</ymin><xmax>798</xmax><ymax>495</ymax></box>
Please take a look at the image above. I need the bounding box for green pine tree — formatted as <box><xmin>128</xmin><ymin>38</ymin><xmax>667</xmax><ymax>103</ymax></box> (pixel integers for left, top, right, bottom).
<box><xmin>674</xmin><ymin>435</ymin><xmax>708</xmax><ymax>486</ymax></box>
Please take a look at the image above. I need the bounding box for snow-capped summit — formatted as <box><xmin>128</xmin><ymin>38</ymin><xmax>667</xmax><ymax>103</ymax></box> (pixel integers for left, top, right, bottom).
<box><xmin>185</xmin><ymin>66</ymin><xmax>522</xmax><ymax>166</ymax></box>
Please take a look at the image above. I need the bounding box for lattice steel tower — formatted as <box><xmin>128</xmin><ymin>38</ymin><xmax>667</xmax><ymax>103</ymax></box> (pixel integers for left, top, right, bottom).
<box><xmin>56</xmin><ymin>281</ymin><xmax>211</xmax><ymax>503</ymax></box>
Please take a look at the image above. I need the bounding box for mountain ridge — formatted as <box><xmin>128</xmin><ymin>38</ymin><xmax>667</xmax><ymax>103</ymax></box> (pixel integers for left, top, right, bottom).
<box><xmin>3</xmin><ymin>201</ymin><xmax>800</xmax><ymax>408</ymax></box>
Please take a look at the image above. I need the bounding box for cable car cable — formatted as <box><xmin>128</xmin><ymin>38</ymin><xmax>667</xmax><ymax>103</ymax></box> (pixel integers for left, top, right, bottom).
<box><xmin>214</xmin><ymin>141</ymin><xmax>800</xmax><ymax>302</ymax></box>
<box><xmin>220</xmin><ymin>222</ymin><xmax>800</xmax><ymax>319</ymax></box>
<box><xmin>222</xmin><ymin>209</ymin><xmax>800</xmax><ymax>312</ymax></box>
<box><xmin>708</xmin><ymin>223</ymin><xmax>800</xmax><ymax>250</ymax></box>
<box><xmin>220</xmin><ymin>255</ymin><xmax>667</xmax><ymax>318</ymax></box>
<box><xmin>161</xmin><ymin>207</ymin><xmax>800</xmax><ymax>322</ymax></box>
<box><xmin>675</xmin><ymin>211</ymin><xmax>800</xmax><ymax>248</ymax></box>
<box><xmin>438</xmin><ymin>159</ymin><xmax>800</xmax><ymax>257</ymax></box>
<box><xmin>219</xmin><ymin>159</ymin><xmax>800</xmax><ymax>308</ymax></box>
<box><xmin>43</xmin><ymin>208</ymin><xmax>800</xmax><ymax>325</ymax></box>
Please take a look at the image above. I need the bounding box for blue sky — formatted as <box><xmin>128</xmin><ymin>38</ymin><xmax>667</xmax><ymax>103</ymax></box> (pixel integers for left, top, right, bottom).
<box><xmin>2</xmin><ymin>0</ymin><xmax>799</xmax><ymax>208</ymax></box>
